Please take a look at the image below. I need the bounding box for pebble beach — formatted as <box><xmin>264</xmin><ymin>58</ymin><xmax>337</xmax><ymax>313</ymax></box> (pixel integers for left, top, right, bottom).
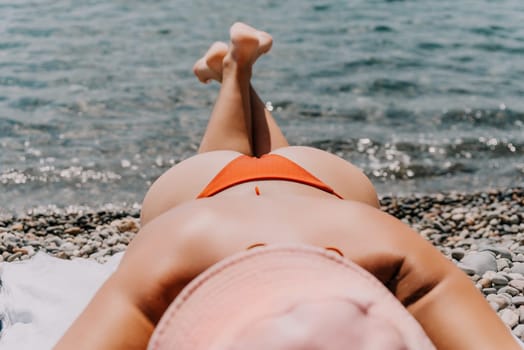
<box><xmin>1</xmin><ymin>187</ymin><xmax>523</xmax><ymax>339</ymax></box>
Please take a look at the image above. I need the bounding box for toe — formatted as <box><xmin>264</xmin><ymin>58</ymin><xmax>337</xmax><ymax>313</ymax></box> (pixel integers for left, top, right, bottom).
<box><xmin>209</xmin><ymin>41</ymin><xmax>228</xmax><ymax>54</ymax></box>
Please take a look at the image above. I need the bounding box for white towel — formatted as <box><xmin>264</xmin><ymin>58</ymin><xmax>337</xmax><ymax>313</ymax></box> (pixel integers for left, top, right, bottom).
<box><xmin>0</xmin><ymin>252</ymin><xmax>123</xmax><ymax>350</ymax></box>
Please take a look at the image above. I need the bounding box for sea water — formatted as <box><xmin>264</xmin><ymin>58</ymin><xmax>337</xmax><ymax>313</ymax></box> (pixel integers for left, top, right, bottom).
<box><xmin>0</xmin><ymin>0</ymin><xmax>523</xmax><ymax>212</ymax></box>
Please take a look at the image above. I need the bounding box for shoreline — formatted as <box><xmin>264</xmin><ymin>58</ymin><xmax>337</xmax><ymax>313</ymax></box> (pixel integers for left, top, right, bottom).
<box><xmin>1</xmin><ymin>187</ymin><xmax>523</xmax><ymax>338</ymax></box>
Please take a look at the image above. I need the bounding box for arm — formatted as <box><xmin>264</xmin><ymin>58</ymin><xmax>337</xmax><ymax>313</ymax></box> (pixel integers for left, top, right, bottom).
<box><xmin>54</xmin><ymin>213</ymin><xmax>194</xmax><ymax>349</ymax></box>
<box><xmin>54</xmin><ymin>277</ymin><xmax>154</xmax><ymax>350</ymax></box>
<box><xmin>349</xmin><ymin>205</ymin><xmax>520</xmax><ymax>350</ymax></box>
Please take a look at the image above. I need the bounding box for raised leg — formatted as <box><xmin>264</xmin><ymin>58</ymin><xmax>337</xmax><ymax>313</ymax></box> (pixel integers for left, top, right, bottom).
<box><xmin>193</xmin><ymin>26</ymin><xmax>288</xmax><ymax>157</ymax></box>
<box><xmin>197</xmin><ymin>23</ymin><xmax>258</xmax><ymax>155</ymax></box>
<box><xmin>141</xmin><ymin>24</ymin><xmax>280</xmax><ymax>224</ymax></box>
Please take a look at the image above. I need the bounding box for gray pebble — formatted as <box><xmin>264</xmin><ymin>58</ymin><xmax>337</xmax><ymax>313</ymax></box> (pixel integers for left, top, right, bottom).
<box><xmin>89</xmin><ymin>248</ymin><xmax>110</xmax><ymax>261</ymax></box>
<box><xmin>461</xmin><ymin>251</ymin><xmax>497</xmax><ymax>276</ymax></box>
<box><xmin>519</xmin><ymin>306</ymin><xmax>524</xmax><ymax>323</ymax></box>
<box><xmin>511</xmin><ymin>263</ymin><xmax>524</xmax><ymax>275</ymax></box>
<box><xmin>457</xmin><ymin>263</ymin><xmax>477</xmax><ymax>276</ymax></box>
<box><xmin>499</xmin><ymin>272</ymin><xmax>513</xmax><ymax>281</ymax></box>
<box><xmin>105</xmin><ymin>236</ymin><xmax>119</xmax><ymax>246</ymax></box>
<box><xmin>451</xmin><ymin>213</ymin><xmax>464</xmax><ymax>222</ymax></box>
<box><xmin>480</xmin><ymin>246</ymin><xmax>513</xmax><ymax>260</ymax></box>
<box><xmin>79</xmin><ymin>244</ymin><xmax>97</xmax><ymax>256</ymax></box>
<box><xmin>513</xmin><ymin>296</ymin><xmax>524</xmax><ymax>306</ymax></box>
<box><xmin>492</xmin><ymin>273</ymin><xmax>509</xmax><ymax>286</ymax></box>
<box><xmin>510</xmin><ymin>279</ymin><xmax>524</xmax><ymax>292</ymax></box>
<box><xmin>487</xmin><ymin>294</ymin><xmax>510</xmax><ymax>309</ymax></box>
<box><xmin>515</xmin><ymin>254</ymin><xmax>524</xmax><ymax>263</ymax></box>
<box><xmin>6</xmin><ymin>252</ymin><xmax>23</xmax><ymax>262</ymax></box>
<box><xmin>483</xmin><ymin>288</ymin><xmax>497</xmax><ymax>295</ymax></box>
<box><xmin>499</xmin><ymin>286</ymin><xmax>519</xmax><ymax>296</ymax></box>
<box><xmin>497</xmin><ymin>258</ymin><xmax>511</xmax><ymax>271</ymax></box>
<box><xmin>513</xmin><ymin>324</ymin><xmax>524</xmax><ymax>339</ymax></box>
<box><xmin>483</xmin><ymin>271</ymin><xmax>497</xmax><ymax>280</ymax></box>
<box><xmin>499</xmin><ymin>292</ymin><xmax>513</xmax><ymax>303</ymax></box>
<box><xmin>509</xmin><ymin>215</ymin><xmax>520</xmax><ymax>225</ymax></box>
<box><xmin>489</xmin><ymin>218</ymin><xmax>500</xmax><ymax>226</ymax></box>
<box><xmin>60</xmin><ymin>242</ymin><xmax>77</xmax><ymax>252</ymax></box>
<box><xmin>514</xmin><ymin>247</ymin><xmax>524</xmax><ymax>255</ymax></box>
<box><xmin>500</xmin><ymin>309</ymin><xmax>519</xmax><ymax>328</ymax></box>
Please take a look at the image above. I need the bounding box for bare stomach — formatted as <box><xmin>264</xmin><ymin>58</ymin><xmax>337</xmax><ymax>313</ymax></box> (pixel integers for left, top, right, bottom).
<box><xmin>127</xmin><ymin>193</ymin><xmax>441</xmax><ymax>299</ymax></box>
<box><xmin>107</xmin><ymin>193</ymin><xmax>517</xmax><ymax>350</ymax></box>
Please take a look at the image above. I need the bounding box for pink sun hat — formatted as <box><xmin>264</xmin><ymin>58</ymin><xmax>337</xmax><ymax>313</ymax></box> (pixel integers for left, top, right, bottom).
<box><xmin>148</xmin><ymin>244</ymin><xmax>435</xmax><ymax>350</ymax></box>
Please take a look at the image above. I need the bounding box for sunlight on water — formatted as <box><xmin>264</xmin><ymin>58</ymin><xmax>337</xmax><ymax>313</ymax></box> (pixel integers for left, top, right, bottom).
<box><xmin>0</xmin><ymin>0</ymin><xmax>523</xmax><ymax>211</ymax></box>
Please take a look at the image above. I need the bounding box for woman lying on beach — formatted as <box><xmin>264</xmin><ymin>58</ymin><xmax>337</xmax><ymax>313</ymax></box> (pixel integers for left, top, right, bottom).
<box><xmin>55</xmin><ymin>23</ymin><xmax>520</xmax><ymax>349</ymax></box>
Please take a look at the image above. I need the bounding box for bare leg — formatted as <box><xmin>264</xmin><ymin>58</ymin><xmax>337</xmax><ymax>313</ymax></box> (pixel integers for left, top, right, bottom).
<box><xmin>193</xmin><ymin>32</ymin><xmax>288</xmax><ymax>156</ymax></box>
<box><xmin>197</xmin><ymin>23</ymin><xmax>257</xmax><ymax>155</ymax></box>
<box><xmin>197</xmin><ymin>23</ymin><xmax>276</xmax><ymax>155</ymax></box>
<box><xmin>141</xmin><ymin>25</ymin><xmax>284</xmax><ymax>224</ymax></box>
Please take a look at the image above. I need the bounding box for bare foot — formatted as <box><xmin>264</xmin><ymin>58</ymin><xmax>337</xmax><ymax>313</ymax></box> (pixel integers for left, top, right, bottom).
<box><xmin>193</xmin><ymin>23</ymin><xmax>273</xmax><ymax>83</ymax></box>
<box><xmin>192</xmin><ymin>42</ymin><xmax>228</xmax><ymax>83</ymax></box>
<box><xmin>226</xmin><ymin>22</ymin><xmax>273</xmax><ymax>69</ymax></box>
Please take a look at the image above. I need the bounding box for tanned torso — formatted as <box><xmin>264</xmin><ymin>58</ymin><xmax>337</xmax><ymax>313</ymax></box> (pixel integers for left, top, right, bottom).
<box><xmin>109</xmin><ymin>192</ymin><xmax>516</xmax><ymax>350</ymax></box>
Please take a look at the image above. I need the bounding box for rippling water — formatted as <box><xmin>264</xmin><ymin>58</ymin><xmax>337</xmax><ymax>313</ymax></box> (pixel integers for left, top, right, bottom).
<box><xmin>1</xmin><ymin>0</ymin><xmax>523</xmax><ymax>212</ymax></box>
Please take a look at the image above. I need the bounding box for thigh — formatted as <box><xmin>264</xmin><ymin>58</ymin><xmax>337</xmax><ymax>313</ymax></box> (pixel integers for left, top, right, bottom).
<box><xmin>270</xmin><ymin>146</ymin><xmax>379</xmax><ymax>208</ymax></box>
<box><xmin>141</xmin><ymin>150</ymin><xmax>242</xmax><ymax>225</ymax></box>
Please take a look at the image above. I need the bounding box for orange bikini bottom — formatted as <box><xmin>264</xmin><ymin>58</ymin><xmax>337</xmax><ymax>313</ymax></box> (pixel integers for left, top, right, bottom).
<box><xmin>196</xmin><ymin>154</ymin><xmax>343</xmax><ymax>199</ymax></box>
